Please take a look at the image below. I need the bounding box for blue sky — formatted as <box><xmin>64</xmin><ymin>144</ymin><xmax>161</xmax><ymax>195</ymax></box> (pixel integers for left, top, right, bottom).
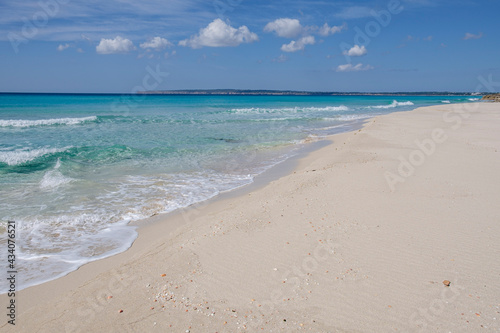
<box><xmin>0</xmin><ymin>0</ymin><xmax>499</xmax><ymax>93</ymax></box>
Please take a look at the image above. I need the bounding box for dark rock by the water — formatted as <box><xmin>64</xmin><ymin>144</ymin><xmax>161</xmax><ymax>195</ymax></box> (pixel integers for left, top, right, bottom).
<box><xmin>481</xmin><ymin>94</ymin><xmax>500</xmax><ymax>102</ymax></box>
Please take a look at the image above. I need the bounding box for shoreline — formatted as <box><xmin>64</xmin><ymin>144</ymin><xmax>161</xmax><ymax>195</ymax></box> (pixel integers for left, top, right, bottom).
<box><xmin>3</xmin><ymin>102</ymin><xmax>500</xmax><ymax>332</ymax></box>
<box><xmin>4</xmin><ymin>117</ymin><xmax>366</xmax><ymax>295</ymax></box>
<box><xmin>0</xmin><ymin>129</ymin><xmax>342</xmax><ymax>308</ymax></box>
<box><xmin>1</xmin><ymin>126</ymin><xmax>349</xmax><ymax>299</ymax></box>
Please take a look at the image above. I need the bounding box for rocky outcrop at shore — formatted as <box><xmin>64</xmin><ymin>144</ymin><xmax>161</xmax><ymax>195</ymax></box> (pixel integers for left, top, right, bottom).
<box><xmin>481</xmin><ymin>93</ymin><xmax>500</xmax><ymax>102</ymax></box>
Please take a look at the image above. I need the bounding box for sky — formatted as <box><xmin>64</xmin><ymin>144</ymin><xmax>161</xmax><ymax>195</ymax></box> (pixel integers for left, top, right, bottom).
<box><xmin>0</xmin><ymin>0</ymin><xmax>499</xmax><ymax>93</ymax></box>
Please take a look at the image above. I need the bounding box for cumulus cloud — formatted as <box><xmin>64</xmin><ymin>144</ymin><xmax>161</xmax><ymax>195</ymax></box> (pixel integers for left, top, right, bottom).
<box><xmin>179</xmin><ymin>19</ymin><xmax>258</xmax><ymax>48</ymax></box>
<box><xmin>96</xmin><ymin>36</ymin><xmax>136</xmax><ymax>54</ymax></box>
<box><xmin>264</xmin><ymin>18</ymin><xmax>345</xmax><ymax>53</ymax></box>
<box><xmin>265</xmin><ymin>18</ymin><xmax>347</xmax><ymax>38</ymax></box>
<box><xmin>281</xmin><ymin>36</ymin><xmax>315</xmax><ymax>52</ymax></box>
<box><xmin>264</xmin><ymin>18</ymin><xmax>303</xmax><ymax>38</ymax></box>
<box><xmin>463</xmin><ymin>32</ymin><xmax>483</xmax><ymax>40</ymax></box>
<box><xmin>343</xmin><ymin>45</ymin><xmax>367</xmax><ymax>57</ymax></box>
<box><xmin>57</xmin><ymin>43</ymin><xmax>70</xmax><ymax>51</ymax></box>
<box><xmin>319</xmin><ymin>22</ymin><xmax>347</xmax><ymax>36</ymax></box>
<box><xmin>336</xmin><ymin>63</ymin><xmax>374</xmax><ymax>72</ymax></box>
<box><xmin>140</xmin><ymin>37</ymin><xmax>173</xmax><ymax>50</ymax></box>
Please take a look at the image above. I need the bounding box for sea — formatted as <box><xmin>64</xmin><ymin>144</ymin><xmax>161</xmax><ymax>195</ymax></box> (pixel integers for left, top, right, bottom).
<box><xmin>0</xmin><ymin>93</ymin><xmax>479</xmax><ymax>292</ymax></box>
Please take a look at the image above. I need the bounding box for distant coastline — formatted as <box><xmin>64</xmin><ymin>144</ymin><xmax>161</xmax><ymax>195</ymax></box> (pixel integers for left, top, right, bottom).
<box><xmin>0</xmin><ymin>90</ymin><xmax>488</xmax><ymax>96</ymax></box>
<box><xmin>137</xmin><ymin>89</ymin><xmax>483</xmax><ymax>96</ymax></box>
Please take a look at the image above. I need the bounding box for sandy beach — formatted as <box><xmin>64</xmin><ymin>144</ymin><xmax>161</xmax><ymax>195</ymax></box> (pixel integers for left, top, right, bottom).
<box><xmin>2</xmin><ymin>102</ymin><xmax>500</xmax><ymax>332</ymax></box>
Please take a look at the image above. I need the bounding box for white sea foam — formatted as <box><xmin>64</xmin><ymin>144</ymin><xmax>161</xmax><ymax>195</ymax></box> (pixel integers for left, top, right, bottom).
<box><xmin>468</xmin><ymin>98</ymin><xmax>480</xmax><ymax>101</ymax></box>
<box><xmin>39</xmin><ymin>159</ymin><xmax>74</xmax><ymax>189</ymax></box>
<box><xmin>337</xmin><ymin>114</ymin><xmax>372</xmax><ymax>121</ymax></box>
<box><xmin>369</xmin><ymin>100</ymin><xmax>414</xmax><ymax>109</ymax></box>
<box><xmin>441</xmin><ymin>100</ymin><xmax>451</xmax><ymax>103</ymax></box>
<box><xmin>113</xmin><ymin>172</ymin><xmax>255</xmax><ymax>221</ymax></box>
<box><xmin>0</xmin><ymin>116</ymin><xmax>97</xmax><ymax>128</ymax></box>
<box><xmin>7</xmin><ymin>213</ymin><xmax>137</xmax><ymax>292</ymax></box>
<box><xmin>302</xmin><ymin>105</ymin><xmax>349</xmax><ymax>112</ymax></box>
<box><xmin>0</xmin><ymin>147</ymin><xmax>72</xmax><ymax>166</ymax></box>
<box><xmin>231</xmin><ymin>105</ymin><xmax>349</xmax><ymax>114</ymax></box>
<box><xmin>1</xmin><ymin>169</ymin><xmax>260</xmax><ymax>292</ymax></box>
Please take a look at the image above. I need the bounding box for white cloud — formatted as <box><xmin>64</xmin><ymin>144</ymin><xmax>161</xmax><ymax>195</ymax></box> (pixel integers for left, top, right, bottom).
<box><xmin>57</xmin><ymin>43</ymin><xmax>70</xmax><ymax>51</ymax></box>
<box><xmin>264</xmin><ymin>18</ymin><xmax>346</xmax><ymax>53</ymax></box>
<box><xmin>336</xmin><ymin>63</ymin><xmax>374</xmax><ymax>72</ymax></box>
<box><xmin>96</xmin><ymin>36</ymin><xmax>136</xmax><ymax>54</ymax></box>
<box><xmin>319</xmin><ymin>22</ymin><xmax>347</xmax><ymax>36</ymax></box>
<box><xmin>179</xmin><ymin>19</ymin><xmax>258</xmax><ymax>48</ymax></box>
<box><xmin>463</xmin><ymin>32</ymin><xmax>483</xmax><ymax>40</ymax></box>
<box><xmin>343</xmin><ymin>45</ymin><xmax>367</xmax><ymax>57</ymax></box>
<box><xmin>140</xmin><ymin>37</ymin><xmax>173</xmax><ymax>50</ymax></box>
<box><xmin>264</xmin><ymin>18</ymin><xmax>303</xmax><ymax>38</ymax></box>
<box><xmin>281</xmin><ymin>36</ymin><xmax>315</xmax><ymax>52</ymax></box>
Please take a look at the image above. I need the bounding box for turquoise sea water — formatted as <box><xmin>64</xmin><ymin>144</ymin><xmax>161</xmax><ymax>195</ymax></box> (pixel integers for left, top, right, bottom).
<box><xmin>0</xmin><ymin>93</ymin><xmax>478</xmax><ymax>291</ymax></box>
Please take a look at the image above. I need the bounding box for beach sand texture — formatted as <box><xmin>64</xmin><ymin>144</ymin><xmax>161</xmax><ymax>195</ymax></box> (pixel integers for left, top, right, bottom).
<box><xmin>2</xmin><ymin>103</ymin><xmax>500</xmax><ymax>332</ymax></box>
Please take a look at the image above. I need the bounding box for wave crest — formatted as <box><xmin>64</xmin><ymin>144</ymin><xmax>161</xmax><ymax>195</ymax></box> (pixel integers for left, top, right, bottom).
<box><xmin>369</xmin><ymin>100</ymin><xmax>414</xmax><ymax>109</ymax></box>
<box><xmin>39</xmin><ymin>159</ymin><xmax>74</xmax><ymax>189</ymax></box>
<box><xmin>230</xmin><ymin>105</ymin><xmax>349</xmax><ymax>114</ymax></box>
<box><xmin>0</xmin><ymin>147</ymin><xmax>72</xmax><ymax>166</ymax></box>
<box><xmin>0</xmin><ymin>116</ymin><xmax>97</xmax><ymax>128</ymax></box>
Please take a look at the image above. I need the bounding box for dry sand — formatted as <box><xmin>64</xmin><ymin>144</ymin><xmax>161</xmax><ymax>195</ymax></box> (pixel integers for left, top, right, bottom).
<box><xmin>2</xmin><ymin>103</ymin><xmax>500</xmax><ymax>332</ymax></box>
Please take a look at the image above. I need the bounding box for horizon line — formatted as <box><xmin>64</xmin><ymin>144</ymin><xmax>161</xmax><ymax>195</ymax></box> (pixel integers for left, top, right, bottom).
<box><xmin>0</xmin><ymin>90</ymin><xmax>488</xmax><ymax>96</ymax></box>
